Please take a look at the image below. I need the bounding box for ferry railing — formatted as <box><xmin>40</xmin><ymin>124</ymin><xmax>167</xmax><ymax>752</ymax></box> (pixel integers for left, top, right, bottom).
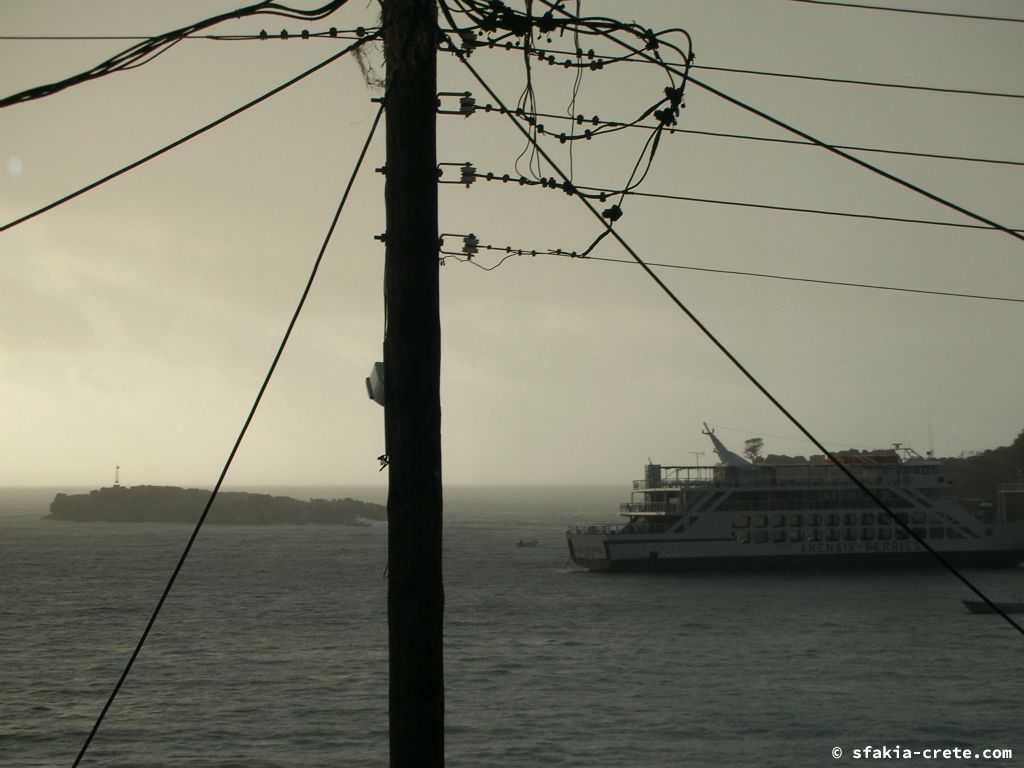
<box><xmin>633</xmin><ymin>471</ymin><xmax>949</xmax><ymax>490</ymax></box>
<box><xmin>634</xmin><ymin>479</ymin><xmax>720</xmax><ymax>491</ymax></box>
<box><xmin>619</xmin><ymin>502</ymin><xmax>669</xmax><ymax>514</ymax></box>
<box><xmin>996</xmin><ymin>483</ymin><xmax>1024</xmax><ymax>522</ymax></box>
<box><xmin>630</xmin><ymin>462</ymin><xmax>950</xmax><ymax>493</ymax></box>
<box><xmin>571</xmin><ymin>522</ymin><xmax>671</xmax><ymax>536</ymax></box>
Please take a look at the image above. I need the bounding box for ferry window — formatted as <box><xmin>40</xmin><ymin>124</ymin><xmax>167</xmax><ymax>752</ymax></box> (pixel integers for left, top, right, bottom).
<box><xmin>929</xmin><ymin>527</ymin><xmax>944</xmax><ymax>540</ymax></box>
<box><xmin>912</xmin><ymin>527</ymin><xmax>926</xmax><ymax>539</ymax></box>
<box><xmin>826</xmin><ymin>529</ymin><xmax>839</xmax><ymax>542</ymax></box>
<box><xmin>878</xmin><ymin>528</ymin><xmax>892</xmax><ymax>540</ymax></box>
<box><xmin>733</xmin><ymin>515</ymin><xmax>750</xmax><ymax>529</ymax></box>
<box><xmin>947</xmin><ymin>528</ymin><xmax>964</xmax><ymax>539</ymax></box>
<box><xmin>861</xmin><ymin>513</ymin><xmax>874</xmax><ymax>525</ymax></box>
<box><xmin>770</xmin><ymin>530</ymin><xmax>784</xmax><ymax>543</ymax></box>
<box><xmin>911</xmin><ymin>511</ymin><xmax>927</xmax><ymax>524</ymax></box>
<box><xmin>807</xmin><ymin>514</ymin><xmax>822</xmax><ymax>526</ymax></box>
<box><xmin>843</xmin><ymin>528</ymin><xmax>857</xmax><ymax>541</ymax></box>
<box><xmin>827</xmin><ymin>514</ymin><xmax>839</xmax><ymax>527</ymax></box>
<box><xmin>894</xmin><ymin>528</ymin><xmax>909</xmax><ymax>541</ymax></box>
<box><xmin>788</xmin><ymin>529</ymin><xmax>804</xmax><ymax>542</ymax></box>
<box><xmin>771</xmin><ymin>514</ymin><xmax>785</xmax><ymax>527</ymax></box>
<box><xmin>896</xmin><ymin>513</ymin><xmax>909</xmax><ymax>524</ymax></box>
<box><xmin>753</xmin><ymin>515</ymin><xmax>768</xmax><ymax>528</ymax></box>
<box><xmin>861</xmin><ymin>528</ymin><xmax>875</xmax><ymax>541</ymax></box>
<box><xmin>753</xmin><ymin>530</ymin><xmax>769</xmax><ymax>544</ymax></box>
<box><xmin>877</xmin><ymin>514</ymin><xmax>891</xmax><ymax>525</ymax></box>
<box><xmin>735</xmin><ymin>530</ymin><xmax>750</xmax><ymax>544</ymax></box>
<box><xmin>787</xmin><ymin>514</ymin><xmax>802</xmax><ymax>526</ymax></box>
<box><xmin>807</xmin><ymin>529</ymin><xmax>822</xmax><ymax>542</ymax></box>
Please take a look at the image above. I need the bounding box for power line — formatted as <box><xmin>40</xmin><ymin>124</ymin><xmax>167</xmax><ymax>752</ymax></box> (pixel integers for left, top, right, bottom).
<box><xmin>70</xmin><ymin>98</ymin><xmax>385</xmax><ymax>768</ymax></box>
<box><xmin>527</xmin><ymin>0</ymin><xmax>1024</xmax><ymax>245</ymax></box>
<box><xmin>1</xmin><ymin>34</ymin><xmax>379</xmax><ymax>233</ymax></box>
<box><xmin>452</xmin><ymin>168</ymin><xmax>1024</xmax><ymax>233</ymax></box>
<box><xmin>684</xmin><ymin>73</ymin><xmax>1024</xmax><ymax>244</ymax></box>
<box><xmin>661</xmin><ymin>126</ymin><xmax>1024</xmax><ymax>168</ymax></box>
<box><xmin>442</xmin><ymin>18</ymin><xmax>1024</xmax><ymax>636</ymax></box>
<box><xmin>440</xmin><ymin>244</ymin><xmax>1024</xmax><ymax>304</ymax></box>
<box><xmin>0</xmin><ymin>0</ymin><xmax>351</xmax><ymax>108</ymax></box>
<box><xmin>787</xmin><ymin>0</ymin><xmax>1024</xmax><ymax>24</ymax></box>
<box><xmin>0</xmin><ymin>28</ymin><xmax>376</xmax><ymax>42</ymax></box>
<box><xmin>603</xmin><ymin>185</ymin><xmax>1022</xmax><ymax>232</ymax></box>
<box><xmin>693</xmin><ymin>62</ymin><xmax>1024</xmax><ymax>101</ymax></box>
<box><xmin>476</xmin><ymin>38</ymin><xmax>1024</xmax><ymax>101</ymax></box>
<box><xmin>441</xmin><ymin>99</ymin><xmax>1024</xmax><ymax>168</ymax></box>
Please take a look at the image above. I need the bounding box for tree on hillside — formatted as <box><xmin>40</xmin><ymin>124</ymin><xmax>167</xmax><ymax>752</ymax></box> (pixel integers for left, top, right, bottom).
<box><xmin>744</xmin><ymin>437</ymin><xmax>764</xmax><ymax>463</ymax></box>
<box><xmin>940</xmin><ymin>427</ymin><xmax>1024</xmax><ymax>502</ymax></box>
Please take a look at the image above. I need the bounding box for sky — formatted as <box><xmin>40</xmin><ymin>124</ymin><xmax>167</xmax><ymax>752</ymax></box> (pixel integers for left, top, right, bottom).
<box><xmin>1</xmin><ymin>0</ymin><xmax>1022</xmax><ymax>489</ymax></box>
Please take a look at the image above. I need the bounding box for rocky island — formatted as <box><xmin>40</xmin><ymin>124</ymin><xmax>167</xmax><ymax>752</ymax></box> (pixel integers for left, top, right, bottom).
<box><xmin>49</xmin><ymin>485</ymin><xmax>386</xmax><ymax>526</ymax></box>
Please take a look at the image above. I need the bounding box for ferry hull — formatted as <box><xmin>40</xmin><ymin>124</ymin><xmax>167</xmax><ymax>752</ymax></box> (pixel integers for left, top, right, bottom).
<box><xmin>570</xmin><ymin>428</ymin><xmax>1024</xmax><ymax>575</ymax></box>
<box><xmin>570</xmin><ymin>548</ymin><xmax>1024</xmax><ymax>573</ymax></box>
<box><xmin>566</xmin><ymin>533</ymin><xmax>1024</xmax><ymax>573</ymax></box>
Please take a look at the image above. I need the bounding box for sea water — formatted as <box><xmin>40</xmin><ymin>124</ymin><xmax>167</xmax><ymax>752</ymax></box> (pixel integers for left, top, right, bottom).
<box><xmin>1</xmin><ymin>486</ymin><xmax>1021</xmax><ymax>767</ymax></box>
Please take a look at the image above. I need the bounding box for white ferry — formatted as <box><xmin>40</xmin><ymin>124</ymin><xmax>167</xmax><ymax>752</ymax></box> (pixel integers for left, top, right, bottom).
<box><xmin>567</xmin><ymin>426</ymin><xmax>1024</xmax><ymax>572</ymax></box>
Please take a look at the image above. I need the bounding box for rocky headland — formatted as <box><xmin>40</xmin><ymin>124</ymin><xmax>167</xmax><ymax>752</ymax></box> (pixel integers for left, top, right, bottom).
<box><xmin>49</xmin><ymin>485</ymin><xmax>386</xmax><ymax>526</ymax></box>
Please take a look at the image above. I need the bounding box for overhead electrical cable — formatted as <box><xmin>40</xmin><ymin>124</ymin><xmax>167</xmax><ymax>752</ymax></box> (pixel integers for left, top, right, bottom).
<box><xmin>600</xmin><ymin>185</ymin><xmax>1024</xmax><ymax>232</ymax></box>
<box><xmin>787</xmin><ymin>0</ymin><xmax>1024</xmax><ymax>24</ymax></box>
<box><xmin>444</xmin><ymin>25</ymin><xmax>1024</xmax><ymax>637</ymax></box>
<box><xmin>439</xmin><ymin>245</ymin><xmax>1024</xmax><ymax>304</ymax></box>
<box><xmin>682</xmin><ymin>74</ymin><xmax>1024</xmax><ymax>243</ymax></box>
<box><xmin>692</xmin><ymin>62</ymin><xmax>1024</xmax><ymax>100</ymax></box>
<box><xmin>0</xmin><ymin>0</ymin><xmax>351</xmax><ymax>108</ymax></box>
<box><xmin>478</xmin><ymin>39</ymin><xmax>1024</xmax><ymax>100</ymax></box>
<box><xmin>0</xmin><ymin>33</ymin><xmax>380</xmax><ymax>233</ymax></box>
<box><xmin>452</xmin><ymin>169</ymin><xmax>1024</xmax><ymax>233</ymax></box>
<box><xmin>69</xmin><ymin>99</ymin><xmax>385</xmax><ymax>768</ymax></box>
<box><xmin>0</xmin><ymin>29</ymin><xmax>375</xmax><ymax>41</ymax></box>
<box><xmin>440</xmin><ymin>101</ymin><xmax>1024</xmax><ymax>168</ymax></box>
<box><xmin>652</xmin><ymin>126</ymin><xmax>1024</xmax><ymax>168</ymax></box>
<box><xmin>528</xmin><ymin>0</ymin><xmax>1024</xmax><ymax>245</ymax></box>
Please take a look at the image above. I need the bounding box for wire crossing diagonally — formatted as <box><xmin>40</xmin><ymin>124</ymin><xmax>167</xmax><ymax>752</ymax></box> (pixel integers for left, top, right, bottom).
<box><xmin>1</xmin><ymin>32</ymin><xmax>381</xmax><ymax>234</ymax></box>
<box><xmin>69</xmin><ymin>101</ymin><xmax>385</xmax><ymax>768</ymax></box>
<box><xmin>436</xmin><ymin>5</ymin><xmax>1024</xmax><ymax>637</ymax></box>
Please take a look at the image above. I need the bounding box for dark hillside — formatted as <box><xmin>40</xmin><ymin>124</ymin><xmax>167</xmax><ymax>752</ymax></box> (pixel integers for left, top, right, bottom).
<box><xmin>940</xmin><ymin>430</ymin><xmax>1024</xmax><ymax>503</ymax></box>
<box><xmin>49</xmin><ymin>485</ymin><xmax>385</xmax><ymax>525</ymax></box>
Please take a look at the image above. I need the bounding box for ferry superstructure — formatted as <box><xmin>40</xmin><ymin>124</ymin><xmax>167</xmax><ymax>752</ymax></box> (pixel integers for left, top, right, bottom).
<box><xmin>566</xmin><ymin>426</ymin><xmax>1024</xmax><ymax>572</ymax></box>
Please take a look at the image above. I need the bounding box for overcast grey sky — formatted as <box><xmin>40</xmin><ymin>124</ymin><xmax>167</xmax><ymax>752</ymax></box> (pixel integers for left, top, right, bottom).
<box><xmin>2</xmin><ymin>1</ymin><xmax>1022</xmax><ymax>489</ymax></box>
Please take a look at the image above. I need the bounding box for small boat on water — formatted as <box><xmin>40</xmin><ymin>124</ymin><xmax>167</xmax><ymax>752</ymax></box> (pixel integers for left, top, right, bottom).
<box><xmin>516</xmin><ymin>538</ymin><xmax>539</xmax><ymax>548</ymax></box>
<box><xmin>962</xmin><ymin>600</ymin><xmax>1024</xmax><ymax>614</ymax></box>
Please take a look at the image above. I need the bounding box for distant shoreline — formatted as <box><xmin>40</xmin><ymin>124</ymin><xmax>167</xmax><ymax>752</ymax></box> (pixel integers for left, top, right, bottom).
<box><xmin>48</xmin><ymin>485</ymin><xmax>386</xmax><ymax>526</ymax></box>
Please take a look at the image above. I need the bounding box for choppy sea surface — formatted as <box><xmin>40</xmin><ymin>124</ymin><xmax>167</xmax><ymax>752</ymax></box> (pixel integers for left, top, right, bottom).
<box><xmin>1</xmin><ymin>485</ymin><xmax>1022</xmax><ymax>768</ymax></box>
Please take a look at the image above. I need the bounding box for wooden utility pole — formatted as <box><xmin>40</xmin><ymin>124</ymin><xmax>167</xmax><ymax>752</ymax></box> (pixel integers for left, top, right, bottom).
<box><xmin>382</xmin><ymin>1</ymin><xmax>444</xmax><ymax>766</ymax></box>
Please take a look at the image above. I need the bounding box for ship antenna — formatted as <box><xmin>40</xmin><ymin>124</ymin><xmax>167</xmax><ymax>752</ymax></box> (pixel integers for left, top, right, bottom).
<box><xmin>114</xmin><ymin>465</ymin><xmax>120</xmax><ymax>487</ymax></box>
